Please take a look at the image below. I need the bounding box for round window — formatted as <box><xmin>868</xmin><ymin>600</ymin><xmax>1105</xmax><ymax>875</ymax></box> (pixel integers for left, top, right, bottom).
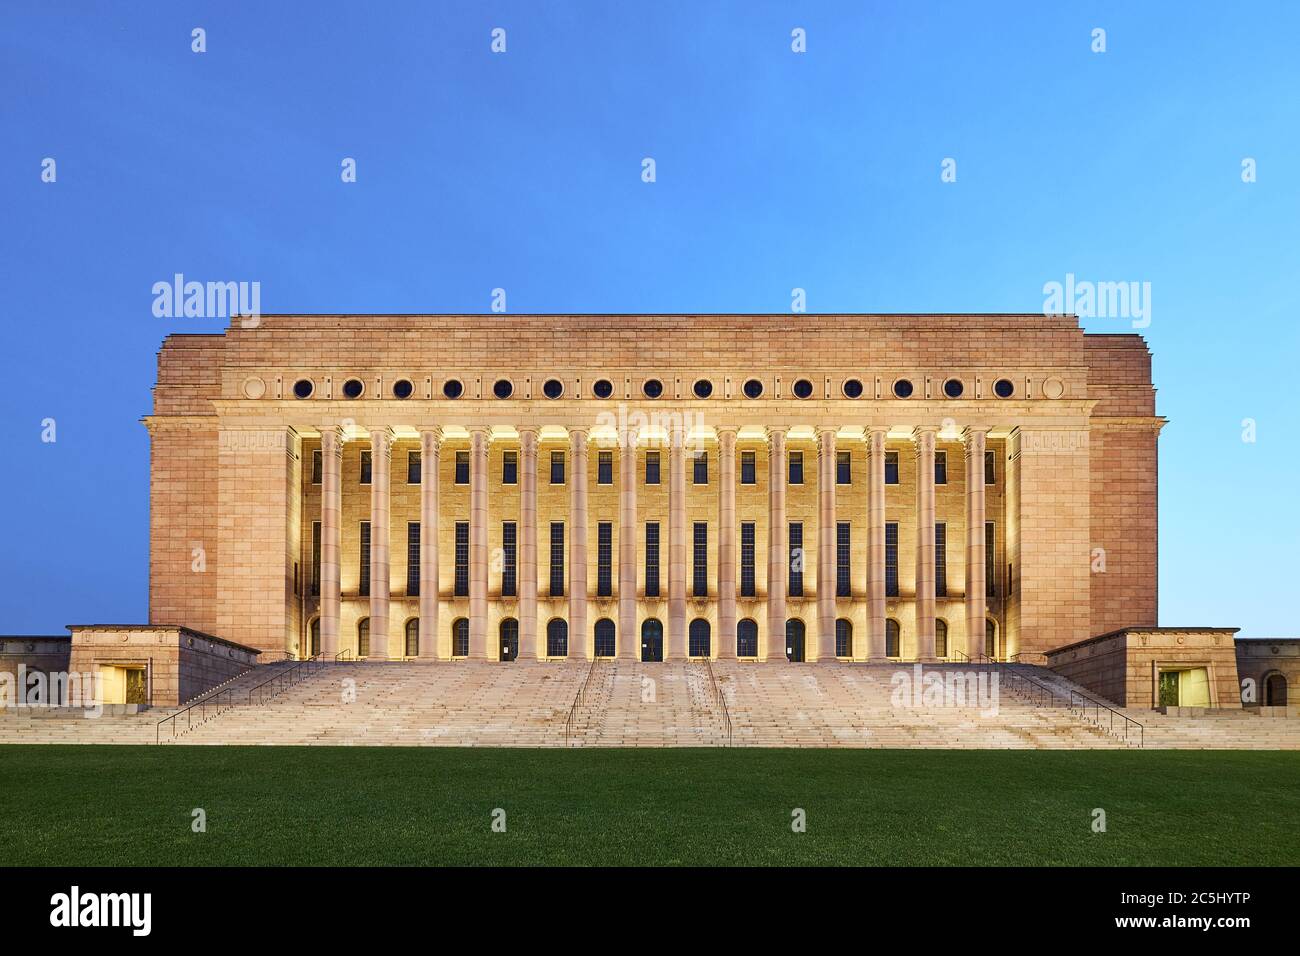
<box><xmin>842</xmin><ymin>378</ymin><xmax>864</xmax><ymax>399</ymax></box>
<box><xmin>592</xmin><ymin>379</ymin><xmax>614</xmax><ymax>399</ymax></box>
<box><xmin>892</xmin><ymin>379</ymin><xmax>914</xmax><ymax>399</ymax></box>
<box><xmin>693</xmin><ymin>379</ymin><xmax>713</xmax><ymax>399</ymax></box>
<box><xmin>292</xmin><ymin>379</ymin><xmax>314</xmax><ymax>400</ymax></box>
<box><xmin>543</xmin><ymin>378</ymin><xmax>564</xmax><ymax>400</ymax></box>
<box><xmin>392</xmin><ymin>379</ymin><xmax>414</xmax><ymax>399</ymax></box>
<box><xmin>342</xmin><ymin>378</ymin><xmax>364</xmax><ymax>399</ymax></box>
<box><xmin>442</xmin><ymin>379</ymin><xmax>464</xmax><ymax>400</ymax></box>
<box><xmin>943</xmin><ymin>379</ymin><xmax>964</xmax><ymax>399</ymax></box>
<box><xmin>792</xmin><ymin>379</ymin><xmax>814</xmax><ymax>399</ymax></box>
<box><xmin>742</xmin><ymin>378</ymin><xmax>764</xmax><ymax>399</ymax></box>
<box><xmin>493</xmin><ymin>379</ymin><xmax>513</xmax><ymax>399</ymax></box>
<box><xmin>643</xmin><ymin>378</ymin><xmax>664</xmax><ymax>399</ymax></box>
<box><xmin>993</xmin><ymin>378</ymin><xmax>1014</xmax><ymax>399</ymax></box>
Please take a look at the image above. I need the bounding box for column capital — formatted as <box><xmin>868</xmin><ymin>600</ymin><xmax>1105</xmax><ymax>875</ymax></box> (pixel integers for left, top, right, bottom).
<box><xmin>418</xmin><ymin>424</ymin><xmax>444</xmax><ymax>441</ymax></box>
<box><xmin>714</xmin><ymin>424</ymin><xmax>739</xmax><ymax>439</ymax></box>
<box><xmin>367</xmin><ymin>425</ymin><xmax>396</xmax><ymax>450</ymax></box>
<box><xmin>617</xmin><ymin>424</ymin><xmax>640</xmax><ymax>449</ymax></box>
<box><xmin>816</xmin><ymin>425</ymin><xmax>839</xmax><ymax>440</ymax></box>
<box><xmin>319</xmin><ymin>425</ymin><xmax>345</xmax><ymax>456</ymax></box>
<box><xmin>568</xmin><ymin>427</ymin><xmax>590</xmax><ymax>444</ymax></box>
<box><xmin>911</xmin><ymin>424</ymin><xmax>940</xmax><ymax>440</ymax></box>
<box><xmin>516</xmin><ymin>425</ymin><xmax>541</xmax><ymax>439</ymax></box>
<box><xmin>764</xmin><ymin>425</ymin><xmax>788</xmax><ymax>444</ymax></box>
<box><xmin>961</xmin><ymin>425</ymin><xmax>992</xmax><ymax>443</ymax></box>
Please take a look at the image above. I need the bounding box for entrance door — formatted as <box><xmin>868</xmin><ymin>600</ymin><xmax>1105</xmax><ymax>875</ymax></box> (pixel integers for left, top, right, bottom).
<box><xmin>641</xmin><ymin>619</ymin><xmax>663</xmax><ymax>662</ymax></box>
<box><xmin>499</xmin><ymin>619</ymin><xmax>519</xmax><ymax>661</ymax></box>
<box><xmin>1158</xmin><ymin>671</ymin><xmax>1180</xmax><ymax>707</ymax></box>
<box><xmin>1266</xmin><ymin>674</ymin><xmax>1287</xmax><ymax>706</ymax></box>
<box><xmin>786</xmin><ymin>619</ymin><xmax>806</xmax><ymax>662</ymax></box>
<box><xmin>124</xmin><ymin>668</ymin><xmax>147</xmax><ymax>705</ymax></box>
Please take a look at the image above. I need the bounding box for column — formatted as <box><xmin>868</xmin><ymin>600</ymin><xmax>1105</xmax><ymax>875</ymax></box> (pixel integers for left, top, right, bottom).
<box><xmin>569</xmin><ymin>428</ymin><xmax>590</xmax><ymax>660</ymax></box>
<box><xmin>716</xmin><ymin>427</ymin><xmax>738</xmax><ymax>660</ymax></box>
<box><xmin>914</xmin><ymin>426</ymin><xmax>938</xmax><ymax>661</ymax></box>
<box><xmin>468</xmin><ymin>426</ymin><xmax>490</xmax><ymax>659</ymax></box>
<box><xmin>518</xmin><ymin>428</ymin><xmax>539</xmax><ymax>660</ymax></box>
<box><xmin>866</xmin><ymin>428</ymin><xmax>887</xmax><ymax>661</ymax></box>
<box><xmin>668</xmin><ymin>425</ymin><xmax>687</xmax><ymax>660</ymax></box>
<box><xmin>617</xmin><ymin>426</ymin><xmax>638</xmax><ymax>659</ymax></box>
<box><xmin>418</xmin><ymin>426</ymin><xmax>442</xmax><ymax>660</ymax></box>
<box><xmin>964</xmin><ymin>427</ymin><xmax>989</xmax><ymax>660</ymax></box>
<box><xmin>816</xmin><ymin>427</ymin><xmax>837</xmax><ymax>660</ymax></box>
<box><xmin>765</xmin><ymin>427</ymin><xmax>788</xmax><ymax>661</ymax></box>
<box><xmin>319</xmin><ymin>426</ymin><xmax>343</xmax><ymax>660</ymax></box>
<box><xmin>368</xmin><ymin>426</ymin><xmax>394</xmax><ymax>661</ymax></box>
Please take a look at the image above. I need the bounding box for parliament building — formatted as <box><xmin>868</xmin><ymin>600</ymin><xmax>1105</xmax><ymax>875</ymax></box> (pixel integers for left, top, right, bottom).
<box><xmin>144</xmin><ymin>313</ymin><xmax>1161</xmax><ymax>669</ymax></box>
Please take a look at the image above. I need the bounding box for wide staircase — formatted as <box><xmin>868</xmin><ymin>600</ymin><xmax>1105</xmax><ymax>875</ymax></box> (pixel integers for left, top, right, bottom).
<box><xmin>3</xmin><ymin>657</ymin><xmax>1299</xmax><ymax>749</ymax></box>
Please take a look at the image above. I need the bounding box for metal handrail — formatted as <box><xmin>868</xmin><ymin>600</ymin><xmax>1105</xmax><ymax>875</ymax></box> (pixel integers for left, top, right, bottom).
<box><xmin>245</xmin><ymin>655</ymin><xmax>324</xmax><ymax>706</ymax></box>
<box><xmin>702</xmin><ymin>657</ymin><xmax>732</xmax><ymax>746</ymax></box>
<box><xmin>975</xmin><ymin>654</ymin><xmax>1143</xmax><ymax>746</ymax></box>
<box><xmin>564</xmin><ymin>655</ymin><xmax>602</xmax><ymax>747</ymax></box>
<box><xmin>335</xmin><ymin>648</ymin><xmax>355</xmax><ymax>663</ymax></box>
<box><xmin>950</xmin><ymin>648</ymin><xmax>970</xmax><ymax>662</ymax></box>
<box><xmin>154</xmin><ymin>656</ymin><xmax>324</xmax><ymax>744</ymax></box>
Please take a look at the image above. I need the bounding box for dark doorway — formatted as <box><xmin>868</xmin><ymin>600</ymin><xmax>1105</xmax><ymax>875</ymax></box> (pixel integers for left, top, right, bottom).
<box><xmin>641</xmin><ymin>619</ymin><xmax>663</xmax><ymax>662</ymax></box>
<box><xmin>499</xmin><ymin>618</ymin><xmax>519</xmax><ymax>661</ymax></box>
<box><xmin>786</xmin><ymin>619</ymin><xmax>806</xmax><ymax>662</ymax></box>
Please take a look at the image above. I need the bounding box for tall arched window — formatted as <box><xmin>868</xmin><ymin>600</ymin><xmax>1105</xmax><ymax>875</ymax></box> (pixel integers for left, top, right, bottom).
<box><xmin>405</xmin><ymin>618</ymin><xmax>419</xmax><ymax>657</ymax></box>
<box><xmin>547</xmin><ymin>618</ymin><xmax>568</xmax><ymax>658</ymax></box>
<box><xmin>499</xmin><ymin>618</ymin><xmax>519</xmax><ymax>661</ymax></box>
<box><xmin>985</xmin><ymin>619</ymin><xmax>997</xmax><ymax>659</ymax></box>
<box><xmin>357</xmin><ymin>618</ymin><xmax>370</xmax><ymax>658</ymax></box>
<box><xmin>309</xmin><ymin>618</ymin><xmax>320</xmax><ymax>658</ymax></box>
<box><xmin>835</xmin><ymin>618</ymin><xmax>852</xmax><ymax>658</ymax></box>
<box><xmin>452</xmin><ymin>618</ymin><xmax>469</xmax><ymax>658</ymax></box>
<box><xmin>688</xmin><ymin>618</ymin><xmax>711</xmax><ymax>658</ymax></box>
<box><xmin>885</xmin><ymin>619</ymin><xmax>901</xmax><ymax>658</ymax></box>
<box><xmin>594</xmin><ymin>618</ymin><xmax>616</xmax><ymax>658</ymax></box>
<box><xmin>1265</xmin><ymin>673</ymin><xmax>1288</xmax><ymax>707</ymax></box>
<box><xmin>737</xmin><ymin>618</ymin><xmax>758</xmax><ymax>658</ymax></box>
<box><xmin>935</xmin><ymin>619</ymin><xmax>948</xmax><ymax>658</ymax></box>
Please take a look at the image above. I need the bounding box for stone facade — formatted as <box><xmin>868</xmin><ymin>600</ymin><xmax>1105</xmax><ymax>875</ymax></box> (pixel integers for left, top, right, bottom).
<box><xmin>0</xmin><ymin>636</ymin><xmax>72</xmax><ymax>707</ymax></box>
<box><xmin>1045</xmin><ymin>627</ymin><xmax>1241</xmax><ymax>709</ymax></box>
<box><xmin>67</xmin><ymin>625</ymin><xmax>260</xmax><ymax>707</ymax></box>
<box><xmin>144</xmin><ymin>314</ymin><xmax>1165</xmax><ymax>665</ymax></box>
<box><xmin>1235</xmin><ymin>638</ymin><xmax>1298</xmax><ymax>710</ymax></box>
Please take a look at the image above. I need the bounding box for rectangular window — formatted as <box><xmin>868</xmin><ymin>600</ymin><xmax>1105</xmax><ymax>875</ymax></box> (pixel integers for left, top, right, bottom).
<box><xmin>597</xmin><ymin>522</ymin><xmax>613</xmax><ymax>597</ymax></box>
<box><xmin>407</xmin><ymin>522</ymin><xmax>420</xmax><ymax>595</ymax></box>
<box><xmin>935</xmin><ymin>450</ymin><xmax>947</xmax><ymax>485</ymax></box>
<box><xmin>693</xmin><ymin>451</ymin><xmax>708</xmax><ymax>485</ymax></box>
<box><xmin>549</xmin><ymin>522</ymin><xmax>565</xmax><ymax>596</ymax></box>
<box><xmin>935</xmin><ymin>522</ymin><xmax>947</xmax><ymax>598</ymax></box>
<box><xmin>885</xmin><ymin>451</ymin><xmax>899</xmax><ymax>485</ymax></box>
<box><xmin>311</xmin><ymin>449</ymin><xmax>322</xmax><ymax>485</ymax></box>
<box><xmin>502</xmin><ymin>451</ymin><xmax>518</xmax><ymax>485</ymax></box>
<box><xmin>454</xmin><ymin>522</ymin><xmax>469</xmax><ymax>596</ymax></box>
<box><xmin>985</xmin><ymin>449</ymin><xmax>995</xmax><ymax>486</ymax></box>
<box><xmin>407</xmin><ymin>451</ymin><xmax>421</xmax><ymax>484</ymax></box>
<box><xmin>740</xmin><ymin>522</ymin><xmax>756</xmax><ymax>597</ymax></box>
<box><xmin>360</xmin><ymin>451</ymin><xmax>372</xmax><ymax>485</ymax></box>
<box><xmin>692</xmin><ymin>522</ymin><xmax>708</xmax><ymax>597</ymax></box>
<box><xmin>455</xmin><ymin>451</ymin><xmax>469</xmax><ymax>485</ymax></box>
<box><xmin>836</xmin><ymin>522</ymin><xmax>851</xmax><ymax>597</ymax></box>
<box><xmin>550</xmin><ymin>451</ymin><xmax>565</xmax><ymax>485</ymax></box>
<box><xmin>646</xmin><ymin>451</ymin><xmax>661</xmax><ymax>485</ymax></box>
<box><xmin>359</xmin><ymin>521</ymin><xmax>371</xmax><ymax>596</ymax></box>
<box><xmin>789</xmin><ymin>451</ymin><xmax>804</xmax><ymax>485</ymax></box>
<box><xmin>836</xmin><ymin>451</ymin><xmax>851</xmax><ymax>485</ymax></box>
<box><xmin>598</xmin><ymin>451</ymin><xmax>613</xmax><ymax>485</ymax></box>
<box><xmin>502</xmin><ymin>522</ymin><xmax>517</xmax><ymax>597</ymax></box>
<box><xmin>986</xmin><ymin>521</ymin><xmax>996</xmax><ymax>598</ymax></box>
<box><xmin>788</xmin><ymin>522</ymin><xmax>804</xmax><ymax>597</ymax></box>
<box><xmin>310</xmin><ymin>521</ymin><xmax>321</xmax><ymax>596</ymax></box>
<box><xmin>741</xmin><ymin>450</ymin><xmax>756</xmax><ymax>485</ymax></box>
<box><xmin>645</xmin><ymin>523</ymin><xmax>661</xmax><ymax>597</ymax></box>
<box><xmin>885</xmin><ymin>522</ymin><xmax>899</xmax><ymax>597</ymax></box>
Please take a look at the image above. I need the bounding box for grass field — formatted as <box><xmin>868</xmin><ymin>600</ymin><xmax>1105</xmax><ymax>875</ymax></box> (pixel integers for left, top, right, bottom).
<box><xmin>1</xmin><ymin>745</ymin><xmax>1296</xmax><ymax>866</ymax></box>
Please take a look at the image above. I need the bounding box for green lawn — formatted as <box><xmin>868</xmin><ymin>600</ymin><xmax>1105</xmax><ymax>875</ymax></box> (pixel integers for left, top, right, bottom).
<box><xmin>1</xmin><ymin>746</ymin><xmax>1296</xmax><ymax>866</ymax></box>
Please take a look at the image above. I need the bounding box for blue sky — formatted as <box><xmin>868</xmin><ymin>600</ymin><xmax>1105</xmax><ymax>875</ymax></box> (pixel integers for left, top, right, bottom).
<box><xmin>1</xmin><ymin>2</ymin><xmax>1296</xmax><ymax>636</ymax></box>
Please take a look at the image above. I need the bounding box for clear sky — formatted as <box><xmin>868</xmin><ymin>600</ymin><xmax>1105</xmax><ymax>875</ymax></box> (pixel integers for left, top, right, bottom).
<box><xmin>2</xmin><ymin>2</ymin><xmax>1296</xmax><ymax>636</ymax></box>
